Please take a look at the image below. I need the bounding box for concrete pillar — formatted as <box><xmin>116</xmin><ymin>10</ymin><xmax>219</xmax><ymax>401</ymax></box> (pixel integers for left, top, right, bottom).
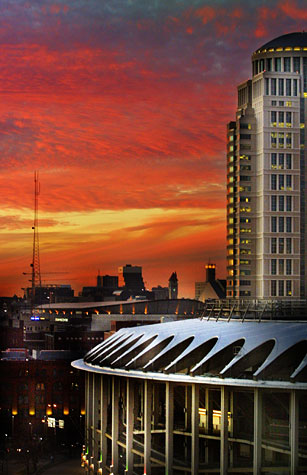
<box><xmin>191</xmin><ymin>384</ymin><xmax>199</xmax><ymax>475</ymax></box>
<box><xmin>253</xmin><ymin>388</ymin><xmax>262</xmax><ymax>475</ymax></box>
<box><xmin>93</xmin><ymin>374</ymin><xmax>100</xmax><ymax>472</ymax></box>
<box><xmin>290</xmin><ymin>390</ymin><xmax>299</xmax><ymax>475</ymax></box>
<box><xmin>229</xmin><ymin>390</ymin><xmax>234</xmax><ymax>467</ymax></box>
<box><xmin>100</xmin><ymin>375</ymin><xmax>108</xmax><ymax>472</ymax></box>
<box><xmin>205</xmin><ymin>388</ymin><xmax>211</xmax><ymax>464</ymax></box>
<box><xmin>220</xmin><ymin>386</ymin><xmax>229</xmax><ymax>475</ymax></box>
<box><xmin>126</xmin><ymin>379</ymin><xmax>135</xmax><ymax>474</ymax></box>
<box><xmin>144</xmin><ymin>380</ymin><xmax>152</xmax><ymax>475</ymax></box>
<box><xmin>165</xmin><ymin>382</ymin><xmax>174</xmax><ymax>475</ymax></box>
<box><xmin>111</xmin><ymin>377</ymin><xmax>119</xmax><ymax>474</ymax></box>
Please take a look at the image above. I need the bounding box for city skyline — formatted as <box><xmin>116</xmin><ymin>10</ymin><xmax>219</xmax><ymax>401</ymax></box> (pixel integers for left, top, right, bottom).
<box><xmin>0</xmin><ymin>1</ymin><xmax>306</xmax><ymax>297</ymax></box>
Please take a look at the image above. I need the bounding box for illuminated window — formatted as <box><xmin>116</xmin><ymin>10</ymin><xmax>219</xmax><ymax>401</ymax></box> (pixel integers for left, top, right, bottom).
<box><xmin>278</xmin><ymin>132</ymin><xmax>284</xmax><ymax>148</ymax></box>
<box><xmin>278</xmin><ymin>175</ymin><xmax>284</xmax><ymax>190</ymax></box>
<box><xmin>271</xmin><ymin>132</ymin><xmax>277</xmax><ymax>147</ymax></box>
<box><xmin>286</xmin><ymin>280</ymin><xmax>292</xmax><ymax>296</ymax></box>
<box><xmin>271</xmin><ymin>111</ymin><xmax>277</xmax><ymax>126</ymax></box>
<box><xmin>271</xmin><ymin>153</ymin><xmax>277</xmax><ymax>169</ymax></box>
<box><xmin>286</xmin><ymin>101</ymin><xmax>292</xmax><ymax>107</ymax></box>
<box><xmin>278</xmin><ymin>153</ymin><xmax>284</xmax><ymax>169</ymax></box>
<box><xmin>278</xmin><ymin>111</ymin><xmax>284</xmax><ymax>127</ymax></box>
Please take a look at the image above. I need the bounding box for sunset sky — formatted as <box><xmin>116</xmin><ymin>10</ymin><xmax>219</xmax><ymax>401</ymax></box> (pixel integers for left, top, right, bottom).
<box><xmin>1</xmin><ymin>0</ymin><xmax>306</xmax><ymax>297</ymax></box>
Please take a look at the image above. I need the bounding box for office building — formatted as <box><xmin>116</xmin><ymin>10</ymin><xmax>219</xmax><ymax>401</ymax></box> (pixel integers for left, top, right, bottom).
<box><xmin>118</xmin><ymin>264</ymin><xmax>145</xmax><ymax>294</ymax></box>
<box><xmin>227</xmin><ymin>32</ymin><xmax>307</xmax><ymax>299</ymax></box>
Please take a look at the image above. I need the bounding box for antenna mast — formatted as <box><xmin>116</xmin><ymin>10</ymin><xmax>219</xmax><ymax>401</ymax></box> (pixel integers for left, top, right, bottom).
<box><xmin>30</xmin><ymin>171</ymin><xmax>41</xmax><ymax>308</ymax></box>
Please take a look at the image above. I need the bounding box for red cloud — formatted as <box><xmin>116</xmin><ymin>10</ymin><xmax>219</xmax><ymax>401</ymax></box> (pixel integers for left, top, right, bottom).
<box><xmin>279</xmin><ymin>1</ymin><xmax>307</xmax><ymax>20</ymax></box>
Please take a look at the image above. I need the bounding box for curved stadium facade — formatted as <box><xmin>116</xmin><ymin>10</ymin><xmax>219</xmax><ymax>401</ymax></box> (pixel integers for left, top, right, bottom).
<box><xmin>73</xmin><ymin>318</ymin><xmax>307</xmax><ymax>474</ymax></box>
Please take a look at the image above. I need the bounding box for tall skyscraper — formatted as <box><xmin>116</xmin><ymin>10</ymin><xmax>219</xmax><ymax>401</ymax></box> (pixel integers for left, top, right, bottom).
<box><xmin>227</xmin><ymin>32</ymin><xmax>307</xmax><ymax>300</ymax></box>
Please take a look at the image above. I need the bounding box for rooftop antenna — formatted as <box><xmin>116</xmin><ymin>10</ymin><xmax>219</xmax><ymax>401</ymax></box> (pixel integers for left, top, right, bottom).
<box><xmin>30</xmin><ymin>171</ymin><xmax>41</xmax><ymax>310</ymax></box>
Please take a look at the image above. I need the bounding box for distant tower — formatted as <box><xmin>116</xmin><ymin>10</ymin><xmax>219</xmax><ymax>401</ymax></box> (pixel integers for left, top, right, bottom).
<box><xmin>97</xmin><ymin>270</ymin><xmax>102</xmax><ymax>288</ymax></box>
<box><xmin>30</xmin><ymin>171</ymin><xmax>41</xmax><ymax>308</ymax></box>
<box><xmin>168</xmin><ymin>272</ymin><xmax>178</xmax><ymax>299</ymax></box>
<box><xmin>205</xmin><ymin>263</ymin><xmax>216</xmax><ymax>282</ymax></box>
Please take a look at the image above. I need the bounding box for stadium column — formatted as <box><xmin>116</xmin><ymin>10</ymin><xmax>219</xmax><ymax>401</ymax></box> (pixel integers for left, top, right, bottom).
<box><xmin>191</xmin><ymin>383</ymin><xmax>199</xmax><ymax>475</ymax></box>
<box><xmin>126</xmin><ymin>379</ymin><xmax>134</xmax><ymax>474</ymax></box>
<box><xmin>220</xmin><ymin>386</ymin><xmax>229</xmax><ymax>475</ymax></box>
<box><xmin>111</xmin><ymin>377</ymin><xmax>119</xmax><ymax>474</ymax></box>
<box><xmin>165</xmin><ymin>381</ymin><xmax>174</xmax><ymax>475</ymax></box>
<box><xmin>93</xmin><ymin>373</ymin><xmax>100</xmax><ymax>472</ymax></box>
<box><xmin>253</xmin><ymin>388</ymin><xmax>262</xmax><ymax>475</ymax></box>
<box><xmin>290</xmin><ymin>390</ymin><xmax>299</xmax><ymax>474</ymax></box>
<box><xmin>100</xmin><ymin>375</ymin><xmax>108</xmax><ymax>473</ymax></box>
<box><xmin>144</xmin><ymin>380</ymin><xmax>152</xmax><ymax>475</ymax></box>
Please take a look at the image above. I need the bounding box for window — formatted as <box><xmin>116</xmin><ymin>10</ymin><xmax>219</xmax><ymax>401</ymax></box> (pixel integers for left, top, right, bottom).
<box><xmin>279</xmin><ymin>101</ymin><xmax>284</xmax><ymax>106</ymax></box>
<box><xmin>265</xmin><ymin>78</ymin><xmax>270</xmax><ymax>95</ymax></box>
<box><xmin>240</xmin><ymin>259</ymin><xmax>250</xmax><ymax>265</ymax></box>
<box><xmin>271</xmin><ymin>237</ymin><xmax>277</xmax><ymax>253</ymax></box>
<box><xmin>271</xmin><ymin>216</ymin><xmax>277</xmax><ymax>232</ymax></box>
<box><xmin>286</xmin><ymin>217</ymin><xmax>292</xmax><ymax>233</ymax></box>
<box><xmin>271</xmin><ymin>78</ymin><xmax>276</xmax><ymax>95</ymax></box>
<box><xmin>278</xmin><ymin>153</ymin><xmax>284</xmax><ymax>169</ymax></box>
<box><xmin>240</xmin><ymin>280</ymin><xmax>251</xmax><ymax>286</ymax></box>
<box><xmin>286</xmin><ymin>133</ymin><xmax>292</xmax><ymax>148</ymax></box>
<box><xmin>271</xmin><ymin>259</ymin><xmax>277</xmax><ymax>275</ymax></box>
<box><xmin>286</xmin><ymin>175</ymin><xmax>292</xmax><ymax>189</ymax></box>
<box><xmin>286</xmin><ymin>111</ymin><xmax>292</xmax><ymax>127</ymax></box>
<box><xmin>279</xmin><ymin>216</ymin><xmax>284</xmax><ymax>232</ymax></box>
<box><xmin>271</xmin><ymin>280</ymin><xmax>277</xmax><ymax>296</ymax></box>
<box><xmin>278</xmin><ymin>78</ymin><xmax>284</xmax><ymax>95</ymax></box>
<box><xmin>279</xmin><ymin>174</ymin><xmax>284</xmax><ymax>190</ymax></box>
<box><xmin>279</xmin><ymin>238</ymin><xmax>284</xmax><ymax>254</ymax></box>
<box><xmin>286</xmin><ymin>78</ymin><xmax>291</xmax><ymax>96</ymax></box>
<box><xmin>279</xmin><ymin>259</ymin><xmax>284</xmax><ymax>275</ymax></box>
<box><xmin>278</xmin><ymin>132</ymin><xmax>284</xmax><ymax>148</ymax></box>
<box><xmin>271</xmin><ymin>111</ymin><xmax>277</xmax><ymax>126</ymax></box>
<box><xmin>240</xmin><ymin>176</ymin><xmax>251</xmax><ymax>181</ymax></box>
<box><xmin>293</xmin><ymin>57</ymin><xmax>300</xmax><ymax>73</ymax></box>
<box><xmin>286</xmin><ymin>154</ymin><xmax>292</xmax><ymax>169</ymax></box>
<box><xmin>271</xmin><ymin>153</ymin><xmax>277</xmax><ymax>169</ymax></box>
<box><xmin>279</xmin><ymin>195</ymin><xmax>284</xmax><ymax>211</ymax></box>
<box><xmin>271</xmin><ymin>174</ymin><xmax>277</xmax><ymax>190</ymax></box>
<box><xmin>265</xmin><ymin>58</ymin><xmax>272</xmax><ymax>71</ymax></box>
<box><xmin>286</xmin><ymin>280</ymin><xmax>292</xmax><ymax>296</ymax></box>
<box><xmin>278</xmin><ymin>111</ymin><xmax>284</xmax><ymax>127</ymax></box>
<box><xmin>284</xmin><ymin>57</ymin><xmax>291</xmax><ymax>72</ymax></box>
<box><xmin>240</xmin><ymin>134</ymin><xmax>251</xmax><ymax>140</ymax></box>
<box><xmin>286</xmin><ymin>238</ymin><xmax>292</xmax><ymax>254</ymax></box>
<box><xmin>271</xmin><ymin>132</ymin><xmax>277</xmax><ymax>148</ymax></box>
<box><xmin>271</xmin><ymin>100</ymin><xmax>277</xmax><ymax>106</ymax></box>
<box><xmin>286</xmin><ymin>259</ymin><xmax>292</xmax><ymax>275</ymax></box>
<box><xmin>293</xmin><ymin>79</ymin><xmax>298</xmax><ymax>96</ymax></box>
<box><xmin>278</xmin><ymin>280</ymin><xmax>284</xmax><ymax>296</ymax></box>
<box><xmin>271</xmin><ymin>195</ymin><xmax>277</xmax><ymax>211</ymax></box>
<box><xmin>275</xmin><ymin>57</ymin><xmax>281</xmax><ymax>72</ymax></box>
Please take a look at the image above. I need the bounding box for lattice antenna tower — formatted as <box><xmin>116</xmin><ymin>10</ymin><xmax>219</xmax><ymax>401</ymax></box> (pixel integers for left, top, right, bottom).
<box><xmin>31</xmin><ymin>171</ymin><xmax>41</xmax><ymax>304</ymax></box>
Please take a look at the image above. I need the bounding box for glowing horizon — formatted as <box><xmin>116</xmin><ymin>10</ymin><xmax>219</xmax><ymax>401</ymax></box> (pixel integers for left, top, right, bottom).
<box><xmin>0</xmin><ymin>0</ymin><xmax>306</xmax><ymax>297</ymax></box>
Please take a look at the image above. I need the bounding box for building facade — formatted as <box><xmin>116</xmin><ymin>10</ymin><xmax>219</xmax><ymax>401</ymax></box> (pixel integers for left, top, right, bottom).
<box><xmin>227</xmin><ymin>32</ymin><xmax>307</xmax><ymax>299</ymax></box>
<box><xmin>73</xmin><ymin>318</ymin><xmax>307</xmax><ymax>474</ymax></box>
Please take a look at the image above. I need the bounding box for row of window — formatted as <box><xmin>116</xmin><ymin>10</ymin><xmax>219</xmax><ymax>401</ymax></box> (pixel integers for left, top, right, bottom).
<box><xmin>271</xmin><ymin>100</ymin><xmax>293</xmax><ymax>107</ymax></box>
<box><xmin>271</xmin><ymin>258</ymin><xmax>292</xmax><ymax>275</ymax></box>
<box><xmin>271</xmin><ymin>216</ymin><xmax>292</xmax><ymax>233</ymax></box>
<box><xmin>271</xmin><ymin>174</ymin><xmax>293</xmax><ymax>190</ymax></box>
<box><xmin>254</xmin><ymin>57</ymin><xmax>301</xmax><ymax>75</ymax></box>
<box><xmin>271</xmin><ymin>131</ymin><xmax>292</xmax><ymax>148</ymax></box>
<box><xmin>271</xmin><ymin>153</ymin><xmax>292</xmax><ymax>169</ymax></box>
<box><xmin>270</xmin><ymin>110</ymin><xmax>292</xmax><ymax>127</ymax></box>
<box><xmin>271</xmin><ymin>195</ymin><xmax>292</xmax><ymax>211</ymax></box>
<box><xmin>271</xmin><ymin>237</ymin><xmax>292</xmax><ymax>254</ymax></box>
<box><xmin>265</xmin><ymin>78</ymin><xmax>298</xmax><ymax>96</ymax></box>
<box><xmin>271</xmin><ymin>280</ymin><xmax>292</xmax><ymax>297</ymax></box>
